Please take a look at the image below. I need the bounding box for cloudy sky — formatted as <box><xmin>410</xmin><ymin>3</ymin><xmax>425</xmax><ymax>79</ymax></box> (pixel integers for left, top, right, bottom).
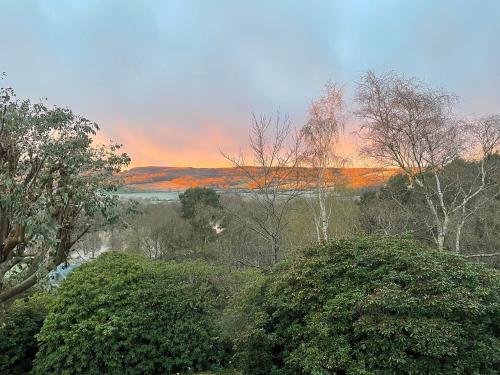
<box><xmin>1</xmin><ymin>0</ymin><xmax>499</xmax><ymax>167</ymax></box>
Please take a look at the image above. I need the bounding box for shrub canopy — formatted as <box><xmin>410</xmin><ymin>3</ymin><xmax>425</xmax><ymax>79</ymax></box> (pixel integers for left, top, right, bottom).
<box><xmin>32</xmin><ymin>252</ymin><xmax>254</xmax><ymax>375</ymax></box>
<box><xmin>232</xmin><ymin>236</ymin><xmax>500</xmax><ymax>375</ymax></box>
<box><xmin>0</xmin><ymin>292</ymin><xmax>54</xmax><ymax>375</ymax></box>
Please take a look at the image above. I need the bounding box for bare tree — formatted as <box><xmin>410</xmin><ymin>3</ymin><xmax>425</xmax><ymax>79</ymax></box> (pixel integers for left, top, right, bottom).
<box><xmin>356</xmin><ymin>71</ymin><xmax>500</xmax><ymax>255</ymax></box>
<box><xmin>300</xmin><ymin>82</ymin><xmax>345</xmax><ymax>242</ymax></box>
<box><xmin>221</xmin><ymin>112</ymin><xmax>303</xmax><ymax>266</ymax></box>
<box><xmin>452</xmin><ymin>116</ymin><xmax>500</xmax><ymax>254</ymax></box>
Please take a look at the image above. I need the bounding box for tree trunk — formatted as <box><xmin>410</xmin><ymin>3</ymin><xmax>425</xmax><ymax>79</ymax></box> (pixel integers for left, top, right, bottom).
<box><xmin>437</xmin><ymin>215</ymin><xmax>449</xmax><ymax>252</ymax></box>
<box><xmin>437</xmin><ymin>231</ymin><xmax>445</xmax><ymax>252</ymax></box>
<box><xmin>319</xmin><ymin>195</ymin><xmax>328</xmax><ymax>241</ymax></box>
<box><xmin>272</xmin><ymin>236</ymin><xmax>279</xmax><ymax>265</ymax></box>
<box><xmin>416</xmin><ymin>176</ymin><xmax>449</xmax><ymax>252</ymax></box>
<box><xmin>0</xmin><ymin>272</ymin><xmax>39</xmax><ymax>304</ymax></box>
<box><xmin>455</xmin><ymin>222</ymin><xmax>463</xmax><ymax>254</ymax></box>
<box><xmin>455</xmin><ymin>205</ymin><xmax>467</xmax><ymax>254</ymax></box>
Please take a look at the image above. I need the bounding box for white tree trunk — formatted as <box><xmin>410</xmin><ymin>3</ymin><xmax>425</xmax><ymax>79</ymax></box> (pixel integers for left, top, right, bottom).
<box><xmin>416</xmin><ymin>177</ymin><xmax>448</xmax><ymax>251</ymax></box>
<box><xmin>455</xmin><ymin>221</ymin><xmax>464</xmax><ymax>253</ymax></box>
<box><xmin>437</xmin><ymin>230</ymin><xmax>446</xmax><ymax>252</ymax></box>
<box><xmin>318</xmin><ymin>188</ymin><xmax>329</xmax><ymax>242</ymax></box>
<box><xmin>434</xmin><ymin>172</ymin><xmax>450</xmax><ymax>252</ymax></box>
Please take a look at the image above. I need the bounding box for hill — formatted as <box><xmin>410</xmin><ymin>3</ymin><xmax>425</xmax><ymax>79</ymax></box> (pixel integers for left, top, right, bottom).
<box><xmin>121</xmin><ymin>166</ymin><xmax>400</xmax><ymax>191</ymax></box>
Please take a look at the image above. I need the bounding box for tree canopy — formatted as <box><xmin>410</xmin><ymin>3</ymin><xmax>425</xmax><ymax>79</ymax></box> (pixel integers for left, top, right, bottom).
<box><xmin>179</xmin><ymin>187</ymin><xmax>222</xmax><ymax>219</ymax></box>
<box><xmin>0</xmin><ymin>85</ymin><xmax>130</xmax><ymax>307</ymax></box>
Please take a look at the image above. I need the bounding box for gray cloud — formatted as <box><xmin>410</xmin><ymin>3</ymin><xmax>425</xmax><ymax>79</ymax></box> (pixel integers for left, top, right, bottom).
<box><xmin>1</xmin><ymin>0</ymin><xmax>499</xmax><ymax>165</ymax></box>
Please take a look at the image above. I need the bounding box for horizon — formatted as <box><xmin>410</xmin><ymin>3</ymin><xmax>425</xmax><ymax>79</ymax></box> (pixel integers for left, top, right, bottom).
<box><xmin>123</xmin><ymin>164</ymin><xmax>402</xmax><ymax>171</ymax></box>
<box><xmin>1</xmin><ymin>1</ymin><xmax>499</xmax><ymax>168</ymax></box>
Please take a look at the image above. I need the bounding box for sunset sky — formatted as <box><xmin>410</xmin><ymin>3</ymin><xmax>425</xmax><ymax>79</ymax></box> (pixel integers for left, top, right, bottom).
<box><xmin>1</xmin><ymin>0</ymin><xmax>499</xmax><ymax>167</ymax></box>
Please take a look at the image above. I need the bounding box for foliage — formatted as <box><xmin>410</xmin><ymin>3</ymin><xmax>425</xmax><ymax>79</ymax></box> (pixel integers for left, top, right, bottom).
<box><xmin>32</xmin><ymin>252</ymin><xmax>257</xmax><ymax>375</ymax></box>
<box><xmin>118</xmin><ymin>201</ymin><xmax>194</xmax><ymax>260</ymax></box>
<box><xmin>179</xmin><ymin>187</ymin><xmax>224</xmax><ymax>251</ymax></box>
<box><xmin>179</xmin><ymin>187</ymin><xmax>222</xmax><ymax>219</ymax></box>
<box><xmin>0</xmin><ymin>292</ymin><xmax>54</xmax><ymax>374</ymax></box>
<box><xmin>109</xmin><ymin>191</ymin><xmax>362</xmax><ymax>270</ymax></box>
<box><xmin>359</xmin><ymin>174</ymin><xmax>431</xmax><ymax>242</ymax></box>
<box><xmin>0</xmin><ymin>85</ymin><xmax>130</xmax><ymax>306</ymax></box>
<box><xmin>231</xmin><ymin>236</ymin><xmax>500</xmax><ymax>374</ymax></box>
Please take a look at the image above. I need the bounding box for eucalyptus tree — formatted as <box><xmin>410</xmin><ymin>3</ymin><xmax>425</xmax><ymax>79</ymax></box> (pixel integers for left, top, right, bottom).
<box><xmin>0</xmin><ymin>86</ymin><xmax>129</xmax><ymax>310</ymax></box>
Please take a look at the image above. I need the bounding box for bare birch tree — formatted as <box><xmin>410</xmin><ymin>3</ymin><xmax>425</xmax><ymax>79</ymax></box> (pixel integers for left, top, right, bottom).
<box><xmin>221</xmin><ymin>112</ymin><xmax>303</xmax><ymax>266</ymax></box>
<box><xmin>452</xmin><ymin>116</ymin><xmax>500</xmax><ymax>255</ymax></box>
<box><xmin>356</xmin><ymin>71</ymin><xmax>500</xmax><ymax>254</ymax></box>
<box><xmin>300</xmin><ymin>82</ymin><xmax>345</xmax><ymax>242</ymax></box>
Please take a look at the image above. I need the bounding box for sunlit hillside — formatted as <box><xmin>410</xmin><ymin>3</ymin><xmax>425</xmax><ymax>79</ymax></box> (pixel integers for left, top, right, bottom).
<box><xmin>120</xmin><ymin>166</ymin><xmax>401</xmax><ymax>191</ymax></box>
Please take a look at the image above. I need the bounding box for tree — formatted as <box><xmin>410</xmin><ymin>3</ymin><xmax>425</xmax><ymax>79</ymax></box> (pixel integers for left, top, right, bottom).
<box><xmin>359</xmin><ymin>174</ymin><xmax>435</xmax><ymax>243</ymax></box>
<box><xmin>300</xmin><ymin>82</ymin><xmax>345</xmax><ymax>242</ymax></box>
<box><xmin>210</xmin><ymin>194</ymin><xmax>274</xmax><ymax>270</ymax></box>
<box><xmin>222</xmin><ymin>113</ymin><xmax>303</xmax><ymax>266</ymax></box>
<box><xmin>356</xmin><ymin>71</ymin><xmax>500</xmax><ymax>254</ymax></box>
<box><xmin>179</xmin><ymin>187</ymin><xmax>222</xmax><ymax>219</ymax></box>
<box><xmin>179</xmin><ymin>187</ymin><xmax>223</xmax><ymax>252</ymax></box>
<box><xmin>453</xmin><ymin>116</ymin><xmax>500</xmax><ymax>253</ymax></box>
<box><xmin>360</xmin><ymin>158</ymin><xmax>500</xmax><ymax>265</ymax></box>
<box><xmin>0</xmin><ymin>85</ymin><xmax>129</xmax><ymax>311</ymax></box>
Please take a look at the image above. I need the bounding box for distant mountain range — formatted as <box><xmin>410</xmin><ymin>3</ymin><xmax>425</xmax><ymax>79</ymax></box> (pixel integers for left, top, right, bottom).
<box><xmin>121</xmin><ymin>166</ymin><xmax>400</xmax><ymax>191</ymax></box>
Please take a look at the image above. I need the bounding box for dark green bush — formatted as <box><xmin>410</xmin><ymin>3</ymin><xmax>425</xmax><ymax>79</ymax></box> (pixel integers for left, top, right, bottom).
<box><xmin>32</xmin><ymin>252</ymin><xmax>255</xmax><ymax>375</ymax></box>
<box><xmin>0</xmin><ymin>293</ymin><xmax>54</xmax><ymax>375</ymax></box>
<box><xmin>231</xmin><ymin>236</ymin><xmax>500</xmax><ymax>375</ymax></box>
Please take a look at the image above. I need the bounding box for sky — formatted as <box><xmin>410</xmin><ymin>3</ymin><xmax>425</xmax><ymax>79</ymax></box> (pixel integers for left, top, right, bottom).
<box><xmin>0</xmin><ymin>0</ymin><xmax>499</xmax><ymax>167</ymax></box>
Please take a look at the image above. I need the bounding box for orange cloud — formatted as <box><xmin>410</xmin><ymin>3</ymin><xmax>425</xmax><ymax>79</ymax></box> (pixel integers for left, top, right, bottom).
<box><xmin>95</xmin><ymin>120</ymin><xmax>247</xmax><ymax>168</ymax></box>
<box><xmin>93</xmin><ymin>118</ymin><xmax>371</xmax><ymax>169</ymax></box>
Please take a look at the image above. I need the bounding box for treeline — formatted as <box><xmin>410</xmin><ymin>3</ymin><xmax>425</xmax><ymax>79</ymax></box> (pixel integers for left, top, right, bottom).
<box><xmin>104</xmin><ymin>187</ymin><xmax>361</xmax><ymax>270</ymax></box>
<box><xmin>104</xmin><ymin>154</ymin><xmax>499</xmax><ymax>269</ymax></box>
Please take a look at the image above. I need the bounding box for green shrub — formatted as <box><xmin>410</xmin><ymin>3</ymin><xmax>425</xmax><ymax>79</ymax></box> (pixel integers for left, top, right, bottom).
<box><xmin>32</xmin><ymin>252</ymin><xmax>256</xmax><ymax>375</ymax></box>
<box><xmin>232</xmin><ymin>236</ymin><xmax>500</xmax><ymax>374</ymax></box>
<box><xmin>0</xmin><ymin>292</ymin><xmax>54</xmax><ymax>375</ymax></box>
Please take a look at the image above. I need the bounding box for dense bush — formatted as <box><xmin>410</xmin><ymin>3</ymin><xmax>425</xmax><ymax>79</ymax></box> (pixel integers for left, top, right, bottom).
<box><xmin>32</xmin><ymin>252</ymin><xmax>256</xmax><ymax>375</ymax></box>
<box><xmin>0</xmin><ymin>293</ymin><xmax>54</xmax><ymax>375</ymax></box>
<box><xmin>231</xmin><ymin>236</ymin><xmax>500</xmax><ymax>374</ymax></box>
